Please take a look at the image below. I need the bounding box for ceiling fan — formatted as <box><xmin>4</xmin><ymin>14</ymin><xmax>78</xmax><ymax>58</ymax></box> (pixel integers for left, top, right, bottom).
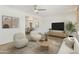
<box><xmin>34</xmin><ymin>5</ymin><xmax>46</xmax><ymax>13</ymax></box>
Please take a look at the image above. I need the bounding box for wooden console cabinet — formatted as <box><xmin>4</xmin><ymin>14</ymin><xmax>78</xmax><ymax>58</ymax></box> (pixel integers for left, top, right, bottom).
<box><xmin>47</xmin><ymin>31</ymin><xmax>66</xmax><ymax>38</ymax></box>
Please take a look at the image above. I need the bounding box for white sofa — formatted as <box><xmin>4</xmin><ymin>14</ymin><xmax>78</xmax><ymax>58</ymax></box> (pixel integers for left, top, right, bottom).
<box><xmin>58</xmin><ymin>37</ymin><xmax>79</xmax><ymax>54</ymax></box>
<box><xmin>74</xmin><ymin>37</ymin><xmax>79</xmax><ymax>54</ymax></box>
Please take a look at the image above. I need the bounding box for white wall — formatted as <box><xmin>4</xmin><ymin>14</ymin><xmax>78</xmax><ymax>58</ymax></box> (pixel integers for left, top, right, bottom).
<box><xmin>0</xmin><ymin>6</ymin><xmax>77</xmax><ymax>45</ymax></box>
<box><xmin>0</xmin><ymin>6</ymin><xmax>27</xmax><ymax>45</ymax></box>
<box><xmin>0</xmin><ymin>6</ymin><xmax>43</xmax><ymax>45</ymax></box>
<box><xmin>37</xmin><ymin>10</ymin><xmax>77</xmax><ymax>33</ymax></box>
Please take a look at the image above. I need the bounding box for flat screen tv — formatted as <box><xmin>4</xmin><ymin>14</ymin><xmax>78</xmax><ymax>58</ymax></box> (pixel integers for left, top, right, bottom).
<box><xmin>52</xmin><ymin>22</ymin><xmax>64</xmax><ymax>31</ymax></box>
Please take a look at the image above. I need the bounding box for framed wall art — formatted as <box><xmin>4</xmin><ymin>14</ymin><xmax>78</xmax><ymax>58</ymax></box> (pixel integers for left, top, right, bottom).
<box><xmin>2</xmin><ymin>15</ymin><xmax>19</xmax><ymax>28</ymax></box>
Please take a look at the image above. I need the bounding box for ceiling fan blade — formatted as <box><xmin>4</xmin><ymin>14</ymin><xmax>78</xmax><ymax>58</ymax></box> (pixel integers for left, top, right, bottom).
<box><xmin>34</xmin><ymin>5</ymin><xmax>37</xmax><ymax>10</ymax></box>
<box><xmin>33</xmin><ymin>5</ymin><xmax>46</xmax><ymax>13</ymax></box>
<box><xmin>38</xmin><ymin>9</ymin><xmax>46</xmax><ymax>11</ymax></box>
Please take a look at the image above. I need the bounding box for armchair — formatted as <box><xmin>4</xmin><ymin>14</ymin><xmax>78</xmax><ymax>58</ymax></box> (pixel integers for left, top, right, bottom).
<box><xmin>13</xmin><ymin>33</ymin><xmax>28</xmax><ymax>48</ymax></box>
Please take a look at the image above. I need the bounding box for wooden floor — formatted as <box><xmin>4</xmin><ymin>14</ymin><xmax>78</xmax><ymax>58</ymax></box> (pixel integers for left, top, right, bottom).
<box><xmin>0</xmin><ymin>36</ymin><xmax>63</xmax><ymax>54</ymax></box>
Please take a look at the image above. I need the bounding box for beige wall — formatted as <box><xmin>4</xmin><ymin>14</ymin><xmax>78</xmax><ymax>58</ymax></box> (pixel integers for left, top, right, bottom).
<box><xmin>77</xmin><ymin>7</ymin><xmax>79</xmax><ymax>30</ymax></box>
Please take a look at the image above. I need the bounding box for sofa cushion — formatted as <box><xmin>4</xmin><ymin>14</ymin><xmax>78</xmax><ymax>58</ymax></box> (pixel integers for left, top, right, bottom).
<box><xmin>65</xmin><ymin>37</ymin><xmax>74</xmax><ymax>49</ymax></box>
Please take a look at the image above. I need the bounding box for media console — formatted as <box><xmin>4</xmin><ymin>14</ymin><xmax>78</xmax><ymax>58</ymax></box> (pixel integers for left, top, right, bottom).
<box><xmin>47</xmin><ymin>30</ymin><xmax>66</xmax><ymax>38</ymax></box>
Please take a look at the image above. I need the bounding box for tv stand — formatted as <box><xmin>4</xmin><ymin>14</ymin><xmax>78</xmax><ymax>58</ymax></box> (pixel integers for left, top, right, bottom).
<box><xmin>47</xmin><ymin>30</ymin><xmax>66</xmax><ymax>38</ymax></box>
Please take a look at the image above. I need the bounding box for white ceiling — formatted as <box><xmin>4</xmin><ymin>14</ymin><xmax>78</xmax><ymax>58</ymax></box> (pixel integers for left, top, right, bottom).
<box><xmin>5</xmin><ymin>5</ymin><xmax>77</xmax><ymax>17</ymax></box>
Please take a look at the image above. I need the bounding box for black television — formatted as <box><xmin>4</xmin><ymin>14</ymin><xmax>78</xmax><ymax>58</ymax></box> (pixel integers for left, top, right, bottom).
<box><xmin>52</xmin><ymin>22</ymin><xmax>64</xmax><ymax>31</ymax></box>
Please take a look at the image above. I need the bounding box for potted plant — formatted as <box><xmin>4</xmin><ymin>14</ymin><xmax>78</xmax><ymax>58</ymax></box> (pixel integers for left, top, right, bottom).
<box><xmin>65</xmin><ymin>21</ymin><xmax>76</xmax><ymax>37</ymax></box>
